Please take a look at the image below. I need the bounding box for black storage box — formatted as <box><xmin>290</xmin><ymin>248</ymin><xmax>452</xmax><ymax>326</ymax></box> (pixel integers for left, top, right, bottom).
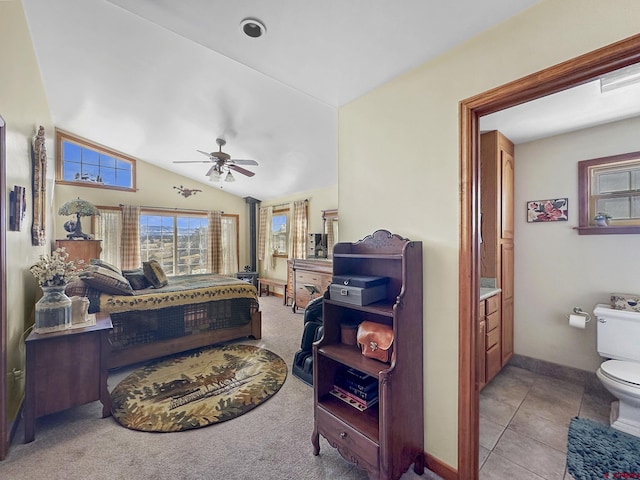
<box><xmin>330</xmin><ymin>275</ymin><xmax>388</xmax><ymax>306</ymax></box>
<box><xmin>332</xmin><ymin>275</ymin><xmax>388</xmax><ymax>288</ymax></box>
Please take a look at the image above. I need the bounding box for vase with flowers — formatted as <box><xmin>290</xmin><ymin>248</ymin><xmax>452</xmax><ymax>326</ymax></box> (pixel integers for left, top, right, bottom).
<box><xmin>30</xmin><ymin>248</ymin><xmax>82</xmax><ymax>333</ymax></box>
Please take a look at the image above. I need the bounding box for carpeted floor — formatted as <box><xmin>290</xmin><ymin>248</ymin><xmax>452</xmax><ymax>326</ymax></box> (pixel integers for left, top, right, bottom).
<box><xmin>567</xmin><ymin>416</ymin><xmax>640</xmax><ymax>480</ymax></box>
<box><xmin>1</xmin><ymin>295</ymin><xmax>439</xmax><ymax>480</ymax></box>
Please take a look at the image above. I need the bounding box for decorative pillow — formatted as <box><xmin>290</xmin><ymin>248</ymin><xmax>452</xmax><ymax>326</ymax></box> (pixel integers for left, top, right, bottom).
<box><xmin>123</xmin><ymin>268</ymin><xmax>151</xmax><ymax>290</ymax></box>
<box><xmin>142</xmin><ymin>260</ymin><xmax>168</xmax><ymax>288</ymax></box>
<box><xmin>79</xmin><ymin>265</ymin><xmax>134</xmax><ymax>296</ymax></box>
<box><xmin>90</xmin><ymin>258</ymin><xmax>123</xmax><ymax>277</ymax></box>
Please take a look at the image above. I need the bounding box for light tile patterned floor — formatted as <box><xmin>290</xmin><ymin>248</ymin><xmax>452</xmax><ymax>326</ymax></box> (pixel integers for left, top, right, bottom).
<box><xmin>479</xmin><ymin>365</ymin><xmax>614</xmax><ymax>480</ymax></box>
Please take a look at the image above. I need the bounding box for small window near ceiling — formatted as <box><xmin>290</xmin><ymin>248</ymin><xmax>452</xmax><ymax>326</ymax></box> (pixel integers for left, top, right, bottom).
<box><xmin>577</xmin><ymin>151</ymin><xmax>640</xmax><ymax>234</ymax></box>
<box><xmin>271</xmin><ymin>209</ymin><xmax>289</xmax><ymax>256</ymax></box>
<box><xmin>55</xmin><ymin>130</ymin><xmax>136</xmax><ymax>191</ymax></box>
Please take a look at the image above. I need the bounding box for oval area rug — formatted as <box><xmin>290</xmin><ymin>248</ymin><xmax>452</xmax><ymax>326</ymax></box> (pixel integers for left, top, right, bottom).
<box><xmin>111</xmin><ymin>344</ymin><xmax>287</xmax><ymax>432</ymax></box>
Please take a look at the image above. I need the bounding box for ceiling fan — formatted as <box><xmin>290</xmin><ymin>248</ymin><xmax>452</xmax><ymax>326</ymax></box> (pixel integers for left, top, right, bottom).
<box><xmin>173</xmin><ymin>138</ymin><xmax>258</xmax><ymax>182</ymax></box>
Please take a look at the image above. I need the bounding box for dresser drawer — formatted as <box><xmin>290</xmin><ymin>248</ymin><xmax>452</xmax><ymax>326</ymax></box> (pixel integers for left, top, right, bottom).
<box><xmin>316</xmin><ymin>407</ymin><xmax>379</xmax><ymax>472</ymax></box>
<box><xmin>297</xmin><ymin>271</ymin><xmax>325</xmax><ymax>284</ymax></box>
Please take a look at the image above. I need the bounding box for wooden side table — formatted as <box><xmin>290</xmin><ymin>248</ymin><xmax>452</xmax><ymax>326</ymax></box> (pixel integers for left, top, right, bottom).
<box><xmin>24</xmin><ymin>313</ymin><xmax>113</xmax><ymax>443</ymax></box>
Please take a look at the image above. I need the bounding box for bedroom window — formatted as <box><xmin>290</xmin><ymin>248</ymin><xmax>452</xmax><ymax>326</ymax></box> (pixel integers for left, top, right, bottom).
<box><xmin>577</xmin><ymin>151</ymin><xmax>640</xmax><ymax>234</ymax></box>
<box><xmin>271</xmin><ymin>208</ymin><xmax>289</xmax><ymax>257</ymax></box>
<box><xmin>140</xmin><ymin>213</ymin><xmax>209</xmax><ymax>276</ymax></box>
<box><xmin>55</xmin><ymin>130</ymin><xmax>136</xmax><ymax>191</ymax></box>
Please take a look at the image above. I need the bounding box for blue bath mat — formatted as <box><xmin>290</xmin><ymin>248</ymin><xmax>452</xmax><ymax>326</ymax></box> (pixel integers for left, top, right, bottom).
<box><xmin>567</xmin><ymin>417</ymin><xmax>640</xmax><ymax>480</ymax></box>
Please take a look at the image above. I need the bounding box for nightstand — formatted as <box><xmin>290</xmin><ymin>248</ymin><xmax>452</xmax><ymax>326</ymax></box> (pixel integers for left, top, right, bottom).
<box><xmin>24</xmin><ymin>313</ymin><xmax>113</xmax><ymax>443</ymax></box>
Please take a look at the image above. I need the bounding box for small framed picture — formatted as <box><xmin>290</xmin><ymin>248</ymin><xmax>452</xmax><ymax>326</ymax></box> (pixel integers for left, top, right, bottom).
<box><xmin>527</xmin><ymin>198</ymin><xmax>568</xmax><ymax>223</ymax></box>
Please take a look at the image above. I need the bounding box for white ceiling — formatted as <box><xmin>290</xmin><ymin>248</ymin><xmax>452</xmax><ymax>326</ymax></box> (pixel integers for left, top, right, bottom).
<box><xmin>25</xmin><ymin>1</ymin><xmax>640</xmax><ymax>200</ymax></box>
<box><xmin>481</xmin><ymin>69</ymin><xmax>640</xmax><ymax>144</ymax></box>
<box><xmin>22</xmin><ymin>0</ymin><xmax>542</xmax><ymax>200</ymax></box>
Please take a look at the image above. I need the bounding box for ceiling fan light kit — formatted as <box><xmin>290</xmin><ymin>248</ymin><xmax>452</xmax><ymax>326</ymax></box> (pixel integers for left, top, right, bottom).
<box><xmin>174</xmin><ymin>137</ymin><xmax>258</xmax><ymax>183</ymax></box>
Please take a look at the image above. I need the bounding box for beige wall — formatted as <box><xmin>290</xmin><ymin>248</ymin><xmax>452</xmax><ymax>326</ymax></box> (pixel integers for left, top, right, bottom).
<box><xmin>258</xmin><ymin>184</ymin><xmax>338</xmax><ymax>286</ymax></box>
<box><xmin>514</xmin><ymin>116</ymin><xmax>640</xmax><ymax>372</ymax></box>
<box><xmin>0</xmin><ymin>0</ymin><xmax>54</xmax><ymax>422</ymax></box>
<box><xmin>54</xmin><ymin>157</ymin><xmax>249</xmax><ymax>269</ymax></box>
<box><xmin>338</xmin><ymin>0</ymin><xmax>640</xmax><ymax>468</ymax></box>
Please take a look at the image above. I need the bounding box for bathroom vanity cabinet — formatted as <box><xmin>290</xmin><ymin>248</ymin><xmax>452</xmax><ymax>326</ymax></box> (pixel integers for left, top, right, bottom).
<box><xmin>480</xmin><ymin>130</ymin><xmax>515</xmax><ymax>381</ymax></box>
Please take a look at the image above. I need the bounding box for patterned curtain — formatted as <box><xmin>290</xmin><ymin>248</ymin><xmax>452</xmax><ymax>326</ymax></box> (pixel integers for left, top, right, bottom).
<box><xmin>95</xmin><ymin>209</ymin><xmax>122</xmax><ymax>268</ymax></box>
<box><xmin>325</xmin><ymin>218</ymin><xmax>335</xmax><ymax>259</ymax></box>
<box><xmin>207</xmin><ymin>211</ymin><xmax>223</xmax><ymax>273</ymax></box>
<box><xmin>258</xmin><ymin>206</ymin><xmax>273</xmax><ymax>270</ymax></box>
<box><xmin>121</xmin><ymin>205</ymin><xmax>141</xmax><ymax>270</ymax></box>
<box><xmin>220</xmin><ymin>216</ymin><xmax>238</xmax><ymax>275</ymax></box>
<box><xmin>289</xmin><ymin>200</ymin><xmax>308</xmax><ymax>259</ymax></box>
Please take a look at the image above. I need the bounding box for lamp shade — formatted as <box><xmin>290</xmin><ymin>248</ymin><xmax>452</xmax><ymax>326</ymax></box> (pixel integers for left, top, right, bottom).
<box><xmin>58</xmin><ymin>197</ymin><xmax>100</xmax><ymax>239</ymax></box>
<box><xmin>58</xmin><ymin>197</ymin><xmax>100</xmax><ymax>217</ymax></box>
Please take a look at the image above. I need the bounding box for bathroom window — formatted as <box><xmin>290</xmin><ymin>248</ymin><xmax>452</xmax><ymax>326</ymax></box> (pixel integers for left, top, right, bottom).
<box><xmin>577</xmin><ymin>151</ymin><xmax>640</xmax><ymax>234</ymax></box>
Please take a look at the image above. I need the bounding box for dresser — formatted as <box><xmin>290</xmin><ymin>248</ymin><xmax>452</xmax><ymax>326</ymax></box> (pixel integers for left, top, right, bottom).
<box><xmin>55</xmin><ymin>239</ymin><xmax>102</xmax><ymax>265</ymax></box>
<box><xmin>288</xmin><ymin>258</ymin><xmax>332</xmax><ymax>312</ymax></box>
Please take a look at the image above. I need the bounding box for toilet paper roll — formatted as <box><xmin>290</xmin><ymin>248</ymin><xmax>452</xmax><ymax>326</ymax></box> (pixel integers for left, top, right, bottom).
<box><xmin>569</xmin><ymin>314</ymin><xmax>587</xmax><ymax>329</ymax></box>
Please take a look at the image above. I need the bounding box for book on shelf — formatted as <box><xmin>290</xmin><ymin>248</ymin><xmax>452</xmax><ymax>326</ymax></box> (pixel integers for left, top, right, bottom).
<box><xmin>329</xmin><ymin>385</ymin><xmax>379</xmax><ymax>411</ymax></box>
<box><xmin>335</xmin><ymin>379</ymin><xmax>378</xmax><ymax>401</ymax></box>
<box><xmin>336</xmin><ymin>367</ymin><xmax>378</xmax><ymax>392</ymax></box>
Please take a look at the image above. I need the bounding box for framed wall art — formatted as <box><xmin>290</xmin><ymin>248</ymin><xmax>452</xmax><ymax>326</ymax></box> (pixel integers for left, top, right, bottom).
<box><xmin>9</xmin><ymin>185</ymin><xmax>26</xmax><ymax>231</ymax></box>
<box><xmin>527</xmin><ymin>198</ymin><xmax>568</xmax><ymax>223</ymax></box>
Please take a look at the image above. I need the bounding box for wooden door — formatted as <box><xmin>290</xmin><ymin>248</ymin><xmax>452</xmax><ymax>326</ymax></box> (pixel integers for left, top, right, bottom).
<box><xmin>501</xmin><ymin>149</ymin><xmax>514</xmax><ymax>240</ymax></box>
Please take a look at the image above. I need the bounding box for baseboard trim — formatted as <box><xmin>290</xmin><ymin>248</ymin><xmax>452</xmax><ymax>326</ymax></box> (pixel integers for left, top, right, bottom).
<box><xmin>425</xmin><ymin>453</ymin><xmax>458</xmax><ymax>480</ymax></box>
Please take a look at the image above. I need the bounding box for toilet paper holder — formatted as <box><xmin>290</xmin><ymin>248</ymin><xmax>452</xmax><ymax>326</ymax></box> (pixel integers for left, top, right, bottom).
<box><xmin>568</xmin><ymin>306</ymin><xmax>591</xmax><ymax>324</ymax></box>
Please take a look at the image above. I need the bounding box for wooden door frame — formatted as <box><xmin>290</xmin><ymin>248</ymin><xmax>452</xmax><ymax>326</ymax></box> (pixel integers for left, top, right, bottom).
<box><xmin>1</xmin><ymin>116</ymin><xmax>7</xmax><ymax>460</ymax></box>
<box><xmin>458</xmin><ymin>34</ymin><xmax>640</xmax><ymax>480</ymax></box>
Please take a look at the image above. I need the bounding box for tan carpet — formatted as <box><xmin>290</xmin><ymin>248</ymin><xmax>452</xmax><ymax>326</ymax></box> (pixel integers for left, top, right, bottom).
<box><xmin>2</xmin><ymin>295</ymin><xmax>439</xmax><ymax>480</ymax></box>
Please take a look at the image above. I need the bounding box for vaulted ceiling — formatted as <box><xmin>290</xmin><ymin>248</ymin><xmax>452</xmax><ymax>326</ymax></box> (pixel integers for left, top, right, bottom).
<box><xmin>22</xmin><ymin>0</ymin><xmax>548</xmax><ymax>200</ymax></box>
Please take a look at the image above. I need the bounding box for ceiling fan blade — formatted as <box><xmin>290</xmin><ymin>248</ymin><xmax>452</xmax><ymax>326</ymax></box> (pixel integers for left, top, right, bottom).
<box><xmin>229</xmin><ymin>165</ymin><xmax>255</xmax><ymax>177</ymax></box>
<box><xmin>230</xmin><ymin>159</ymin><xmax>259</xmax><ymax>166</ymax></box>
<box><xmin>173</xmin><ymin>160</ymin><xmax>213</xmax><ymax>164</ymax></box>
<box><xmin>197</xmin><ymin>150</ymin><xmax>214</xmax><ymax>157</ymax></box>
<box><xmin>205</xmin><ymin>165</ymin><xmax>217</xmax><ymax>177</ymax></box>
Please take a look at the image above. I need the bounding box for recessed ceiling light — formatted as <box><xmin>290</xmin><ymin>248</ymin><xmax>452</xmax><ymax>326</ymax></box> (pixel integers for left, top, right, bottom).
<box><xmin>240</xmin><ymin>18</ymin><xmax>266</xmax><ymax>38</ymax></box>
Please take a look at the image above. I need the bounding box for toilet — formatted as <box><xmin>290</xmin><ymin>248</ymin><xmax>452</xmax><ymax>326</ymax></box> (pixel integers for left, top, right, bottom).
<box><xmin>594</xmin><ymin>303</ymin><xmax>640</xmax><ymax>437</ymax></box>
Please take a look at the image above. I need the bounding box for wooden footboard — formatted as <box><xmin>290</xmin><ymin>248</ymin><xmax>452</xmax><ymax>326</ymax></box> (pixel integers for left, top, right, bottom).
<box><xmin>107</xmin><ymin>310</ymin><xmax>262</xmax><ymax>369</ymax></box>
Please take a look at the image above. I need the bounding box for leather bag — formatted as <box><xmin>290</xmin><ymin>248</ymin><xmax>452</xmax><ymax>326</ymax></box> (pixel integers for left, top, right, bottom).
<box><xmin>356</xmin><ymin>320</ymin><xmax>394</xmax><ymax>363</ymax></box>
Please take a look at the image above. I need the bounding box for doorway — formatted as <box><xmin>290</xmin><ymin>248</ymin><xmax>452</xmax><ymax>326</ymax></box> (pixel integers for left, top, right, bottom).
<box><xmin>457</xmin><ymin>34</ymin><xmax>640</xmax><ymax>480</ymax></box>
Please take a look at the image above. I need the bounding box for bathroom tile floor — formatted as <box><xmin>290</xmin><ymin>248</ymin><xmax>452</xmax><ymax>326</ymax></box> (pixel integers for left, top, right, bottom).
<box><xmin>478</xmin><ymin>365</ymin><xmax>615</xmax><ymax>480</ymax></box>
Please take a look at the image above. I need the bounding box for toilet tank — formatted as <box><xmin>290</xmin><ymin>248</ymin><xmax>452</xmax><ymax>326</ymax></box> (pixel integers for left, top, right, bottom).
<box><xmin>594</xmin><ymin>304</ymin><xmax>640</xmax><ymax>362</ymax></box>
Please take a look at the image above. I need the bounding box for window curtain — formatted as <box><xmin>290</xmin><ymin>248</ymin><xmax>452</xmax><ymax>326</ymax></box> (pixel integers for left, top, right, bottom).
<box><xmin>220</xmin><ymin>216</ymin><xmax>238</xmax><ymax>275</ymax></box>
<box><xmin>258</xmin><ymin>206</ymin><xmax>274</xmax><ymax>270</ymax></box>
<box><xmin>289</xmin><ymin>200</ymin><xmax>308</xmax><ymax>259</ymax></box>
<box><xmin>326</xmin><ymin>218</ymin><xmax>335</xmax><ymax>259</ymax></box>
<box><xmin>207</xmin><ymin>211</ymin><xmax>223</xmax><ymax>273</ymax></box>
<box><xmin>95</xmin><ymin>209</ymin><xmax>122</xmax><ymax>268</ymax></box>
<box><xmin>121</xmin><ymin>205</ymin><xmax>141</xmax><ymax>270</ymax></box>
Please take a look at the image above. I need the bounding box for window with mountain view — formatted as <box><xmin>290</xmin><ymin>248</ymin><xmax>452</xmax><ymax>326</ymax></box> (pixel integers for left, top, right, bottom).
<box><xmin>140</xmin><ymin>213</ymin><xmax>209</xmax><ymax>276</ymax></box>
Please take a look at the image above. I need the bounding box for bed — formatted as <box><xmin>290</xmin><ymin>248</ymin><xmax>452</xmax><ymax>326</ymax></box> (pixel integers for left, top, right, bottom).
<box><xmin>67</xmin><ymin>272</ymin><xmax>261</xmax><ymax>369</ymax></box>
